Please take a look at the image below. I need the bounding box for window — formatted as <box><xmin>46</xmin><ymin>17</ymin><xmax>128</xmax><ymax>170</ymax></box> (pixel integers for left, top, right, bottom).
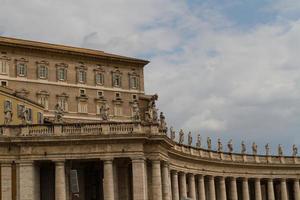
<box><xmin>38</xmin><ymin>65</ymin><xmax>48</xmax><ymax>79</ymax></box>
<box><xmin>17</xmin><ymin>63</ymin><xmax>27</xmax><ymax>77</ymax></box>
<box><xmin>132</xmin><ymin>94</ymin><xmax>137</xmax><ymax>100</ymax></box>
<box><xmin>79</xmin><ymin>89</ymin><xmax>86</xmax><ymax>96</ymax></box>
<box><xmin>38</xmin><ymin>96</ymin><xmax>49</xmax><ymax>110</ymax></box>
<box><xmin>115</xmin><ymin>92</ymin><xmax>121</xmax><ymax>100</ymax></box>
<box><xmin>57</xmin><ymin>68</ymin><xmax>67</xmax><ymax>81</ymax></box>
<box><xmin>37</xmin><ymin>112</ymin><xmax>43</xmax><ymax>124</ymax></box>
<box><xmin>77</xmin><ymin>70</ymin><xmax>86</xmax><ymax>83</ymax></box>
<box><xmin>27</xmin><ymin>108</ymin><xmax>32</xmax><ymax>122</ymax></box>
<box><xmin>97</xmin><ymin>91</ymin><xmax>103</xmax><ymax>98</ymax></box>
<box><xmin>95</xmin><ymin>73</ymin><xmax>104</xmax><ymax>85</ymax></box>
<box><xmin>0</xmin><ymin>60</ymin><xmax>9</xmax><ymax>74</ymax></box>
<box><xmin>58</xmin><ymin>97</ymin><xmax>68</xmax><ymax>111</ymax></box>
<box><xmin>112</xmin><ymin>74</ymin><xmax>122</xmax><ymax>87</ymax></box>
<box><xmin>4</xmin><ymin>100</ymin><xmax>12</xmax><ymax>111</ymax></box>
<box><xmin>17</xmin><ymin>104</ymin><xmax>25</xmax><ymax>118</ymax></box>
<box><xmin>114</xmin><ymin>105</ymin><xmax>123</xmax><ymax>116</ymax></box>
<box><xmin>130</xmin><ymin>76</ymin><xmax>139</xmax><ymax>89</ymax></box>
<box><xmin>0</xmin><ymin>80</ymin><xmax>7</xmax><ymax>87</ymax></box>
<box><xmin>78</xmin><ymin>102</ymin><xmax>88</xmax><ymax>113</ymax></box>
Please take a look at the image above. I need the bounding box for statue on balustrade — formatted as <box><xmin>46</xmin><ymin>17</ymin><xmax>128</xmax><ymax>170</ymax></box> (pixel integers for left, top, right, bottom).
<box><xmin>217</xmin><ymin>138</ymin><xmax>223</xmax><ymax>152</ymax></box>
<box><xmin>145</xmin><ymin>94</ymin><xmax>158</xmax><ymax>123</ymax></box>
<box><xmin>278</xmin><ymin>144</ymin><xmax>283</xmax><ymax>156</ymax></box>
<box><xmin>228</xmin><ymin>139</ymin><xmax>233</xmax><ymax>153</ymax></box>
<box><xmin>159</xmin><ymin>112</ymin><xmax>168</xmax><ymax>133</ymax></box>
<box><xmin>100</xmin><ymin>103</ymin><xmax>110</xmax><ymax>121</ymax></box>
<box><xmin>293</xmin><ymin>144</ymin><xmax>298</xmax><ymax>157</ymax></box>
<box><xmin>196</xmin><ymin>134</ymin><xmax>201</xmax><ymax>148</ymax></box>
<box><xmin>252</xmin><ymin>142</ymin><xmax>258</xmax><ymax>155</ymax></box>
<box><xmin>20</xmin><ymin>107</ymin><xmax>29</xmax><ymax>124</ymax></box>
<box><xmin>4</xmin><ymin>107</ymin><xmax>13</xmax><ymax>125</ymax></box>
<box><xmin>207</xmin><ymin>137</ymin><xmax>212</xmax><ymax>150</ymax></box>
<box><xmin>54</xmin><ymin>103</ymin><xmax>64</xmax><ymax>123</ymax></box>
<box><xmin>265</xmin><ymin>143</ymin><xmax>270</xmax><ymax>156</ymax></box>
<box><xmin>170</xmin><ymin>126</ymin><xmax>176</xmax><ymax>141</ymax></box>
<box><xmin>179</xmin><ymin>129</ymin><xmax>184</xmax><ymax>144</ymax></box>
<box><xmin>132</xmin><ymin>101</ymin><xmax>141</xmax><ymax>122</ymax></box>
<box><xmin>188</xmin><ymin>132</ymin><xmax>192</xmax><ymax>146</ymax></box>
<box><xmin>241</xmin><ymin>141</ymin><xmax>246</xmax><ymax>154</ymax></box>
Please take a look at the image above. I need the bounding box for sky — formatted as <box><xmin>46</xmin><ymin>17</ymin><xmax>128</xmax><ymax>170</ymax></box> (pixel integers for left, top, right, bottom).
<box><xmin>0</xmin><ymin>0</ymin><xmax>300</xmax><ymax>155</ymax></box>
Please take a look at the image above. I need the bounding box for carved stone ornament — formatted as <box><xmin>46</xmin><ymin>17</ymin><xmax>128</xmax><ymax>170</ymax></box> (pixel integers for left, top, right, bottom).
<box><xmin>170</xmin><ymin>126</ymin><xmax>176</xmax><ymax>141</ymax></box>
<box><xmin>217</xmin><ymin>138</ymin><xmax>223</xmax><ymax>152</ymax></box>
<box><xmin>207</xmin><ymin>137</ymin><xmax>212</xmax><ymax>150</ymax></box>
<box><xmin>179</xmin><ymin>129</ymin><xmax>184</xmax><ymax>144</ymax></box>
<box><xmin>188</xmin><ymin>132</ymin><xmax>193</xmax><ymax>146</ymax></box>
<box><xmin>132</xmin><ymin>101</ymin><xmax>140</xmax><ymax>122</ymax></box>
<box><xmin>54</xmin><ymin>103</ymin><xmax>64</xmax><ymax>123</ymax></box>
<box><xmin>196</xmin><ymin>134</ymin><xmax>201</xmax><ymax>148</ymax></box>
<box><xmin>100</xmin><ymin>103</ymin><xmax>110</xmax><ymax>121</ymax></box>
<box><xmin>159</xmin><ymin>112</ymin><xmax>167</xmax><ymax>133</ymax></box>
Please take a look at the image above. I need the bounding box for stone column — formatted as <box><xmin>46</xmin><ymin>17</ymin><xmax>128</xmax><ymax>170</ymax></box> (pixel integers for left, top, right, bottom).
<box><xmin>103</xmin><ymin>159</ymin><xmax>115</xmax><ymax>200</ymax></box>
<box><xmin>19</xmin><ymin>161</ymin><xmax>36</xmax><ymax>200</ymax></box>
<box><xmin>188</xmin><ymin>174</ymin><xmax>196</xmax><ymax>200</ymax></box>
<box><xmin>280</xmin><ymin>179</ymin><xmax>288</xmax><ymax>200</ymax></box>
<box><xmin>162</xmin><ymin>162</ymin><xmax>171</xmax><ymax>200</ymax></box>
<box><xmin>132</xmin><ymin>157</ymin><xmax>148</xmax><ymax>200</ymax></box>
<box><xmin>171</xmin><ymin>171</ymin><xmax>179</xmax><ymax>200</ymax></box>
<box><xmin>197</xmin><ymin>175</ymin><xmax>206</xmax><ymax>200</ymax></box>
<box><xmin>1</xmin><ymin>163</ymin><xmax>12</xmax><ymax>200</ymax></box>
<box><xmin>55</xmin><ymin>161</ymin><xmax>66</xmax><ymax>200</ymax></box>
<box><xmin>293</xmin><ymin>179</ymin><xmax>300</xmax><ymax>200</ymax></box>
<box><xmin>152</xmin><ymin>160</ymin><xmax>162</xmax><ymax>200</ymax></box>
<box><xmin>230</xmin><ymin>177</ymin><xmax>238</xmax><ymax>200</ymax></box>
<box><xmin>219</xmin><ymin>176</ymin><xmax>227</xmax><ymax>200</ymax></box>
<box><xmin>255</xmin><ymin>178</ymin><xmax>262</xmax><ymax>200</ymax></box>
<box><xmin>179</xmin><ymin>172</ymin><xmax>187</xmax><ymax>199</ymax></box>
<box><xmin>267</xmin><ymin>179</ymin><xmax>275</xmax><ymax>200</ymax></box>
<box><xmin>208</xmin><ymin>176</ymin><xmax>216</xmax><ymax>200</ymax></box>
<box><xmin>242</xmin><ymin>177</ymin><xmax>250</xmax><ymax>200</ymax></box>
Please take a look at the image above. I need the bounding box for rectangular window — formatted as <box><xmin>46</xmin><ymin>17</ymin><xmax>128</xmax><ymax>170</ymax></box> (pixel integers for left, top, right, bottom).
<box><xmin>115</xmin><ymin>92</ymin><xmax>121</xmax><ymax>100</ymax></box>
<box><xmin>132</xmin><ymin>94</ymin><xmax>137</xmax><ymax>100</ymax></box>
<box><xmin>113</xmin><ymin>74</ymin><xmax>122</xmax><ymax>87</ymax></box>
<box><xmin>79</xmin><ymin>89</ymin><xmax>86</xmax><ymax>96</ymax></box>
<box><xmin>95</xmin><ymin>73</ymin><xmax>104</xmax><ymax>85</ymax></box>
<box><xmin>27</xmin><ymin>108</ymin><xmax>32</xmax><ymax>122</ymax></box>
<box><xmin>114</xmin><ymin>105</ymin><xmax>123</xmax><ymax>116</ymax></box>
<box><xmin>57</xmin><ymin>68</ymin><xmax>66</xmax><ymax>81</ymax></box>
<box><xmin>97</xmin><ymin>91</ymin><xmax>103</xmax><ymax>98</ymax></box>
<box><xmin>58</xmin><ymin>98</ymin><xmax>68</xmax><ymax>111</ymax></box>
<box><xmin>78</xmin><ymin>70</ymin><xmax>86</xmax><ymax>83</ymax></box>
<box><xmin>38</xmin><ymin>96</ymin><xmax>49</xmax><ymax>110</ymax></box>
<box><xmin>17</xmin><ymin>104</ymin><xmax>25</xmax><ymax>118</ymax></box>
<box><xmin>0</xmin><ymin>60</ymin><xmax>8</xmax><ymax>74</ymax></box>
<box><xmin>4</xmin><ymin>100</ymin><xmax>12</xmax><ymax>111</ymax></box>
<box><xmin>17</xmin><ymin>63</ymin><xmax>27</xmax><ymax>77</ymax></box>
<box><xmin>130</xmin><ymin>76</ymin><xmax>139</xmax><ymax>89</ymax></box>
<box><xmin>78</xmin><ymin>102</ymin><xmax>88</xmax><ymax>113</ymax></box>
<box><xmin>0</xmin><ymin>80</ymin><xmax>7</xmax><ymax>87</ymax></box>
<box><xmin>37</xmin><ymin>112</ymin><xmax>43</xmax><ymax>124</ymax></box>
<box><xmin>38</xmin><ymin>65</ymin><xmax>48</xmax><ymax>79</ymax></box>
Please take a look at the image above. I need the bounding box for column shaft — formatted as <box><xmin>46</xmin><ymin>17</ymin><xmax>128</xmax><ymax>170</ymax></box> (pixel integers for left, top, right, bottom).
<box><xmin>208</xmin><ymin>176</ymin><xmax>216</xmax><ymax>200</ymax></box>
<box><xmin>152</xmin><ymin>160</ymin><xmax>162</xmax><ymax>200</ymax></box>
<box><xmin>230</xmin><ymin>177</ymin><xmax>238</xmax><ymax>200</ymax></box>
<box><xmin>255</xmin><ymin>178</ymin><xmax>262</xmax><ymax>200</ymax></box>
<box><xmin>179</xmin><ymin>172</ymin><xmax>187</xmax><ymax>199</ymax></box>
<box><xmin>267</xmin><ymin>179</ymin><xmax>275</xmax><ymax>200</ymax></box>
<box><xmin>103</xmin><ymin>159</ymin><xmax>115</xmax><ymax>200</ymax></box>
<box><xmin>188</xmin><ymin>174</ymin><xmax>196</xmax><ymax>200</ymax></box>
<box><xmin>197</xmin><ymin>175</ymin><xmax>206</xmax><ymax>200</ymax></box>
<box><xmin>162</xmin><ymin>163</ymin><xmax>171</xmax><ymax>200</ymax></box>
<box><xmin>293</xmin><ymin>179</ymin><xmax>300</xmax><ymax>200</ymax></box>
<box><xmin>280</xmin><ymin>179</ymin><xmax>288</xmax><ymax>200</ymax></box>
<box><xmin>171</xmin><ymin>171</ymin><xmax>179</xmax><ymax>200</ymax></box>
<box><xmin>242</xmin><ymin>178</ymin><xmax>250</xmax><ymax>200</ymax></box>
<box><xmin>55</xmin><ymin>161</ymin><xmax>66</xmax><ymax>200</ymax></box>
<box><xmin>19</xmin><ymin>162</ymin><xmax>36</xmax><ymax>200</ymax></box>
<box><xmin>1</xmin><ymin>163</ymin><xmax>12</xmax><ymax>200</ymax></box>
<box><xmin>219</xmin><ymin>177</ymin><xmax>227</xmax><ymax>200</ymax></box>
<box><xmin>132</xmin><ymin>158</ymin><xmax>148</xmax><ymax>200</ymax></box>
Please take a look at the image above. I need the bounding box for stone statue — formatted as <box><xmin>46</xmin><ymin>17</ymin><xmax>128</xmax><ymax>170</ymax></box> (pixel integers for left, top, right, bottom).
<box><xmin>4</xmin><ymin>108</ymin><xmax>13</xmax><ymax>125</ymax></box>
<box><xmin>207</xmin><ymin>137</ymin><xmax>212</xmax><ymax>150</ymax></box>
<box><xmin>132</xmin><ymin>101</ymin><xmax>140</xmax><ymax>122</ymax></box>
<box><xmin>252</xmin><ymin>142</ymin><xmax>258</xmax><ymax>155</ymax></box>
<box><xmin>278</xmin><ymin>144</ymin><xmax>283</xmax><ymax>156</ymax></box>
<box><xmin>228</xmin><ymin>139</ymin><xmax>233</xmax><ymax>153</ymax></box>
<box><xmin>188</xmin><ymin>132</ymin><xmax>192</xmax><ymax>146</ymax></box>
<box><xmin>145</xmin><ymin>94</ymin><xmax>158</xmax><ymax>122</ymax></box>
<box><xmin>159</xmin><ymin>112</ymin><xmax>167</xmax><ymax>133</ymax></box>
<box><xmin>217</xmin><ymin>138</ymin><xmax>223</xmax><ymax>152</ymax></box>
<box><xmin>54</xmin><ymin>103</ymin><xmax>64</xmax><ymax>123</ymax></box>
<box><xmin>196</xmin><ymin>134</ymin><xmax>201</xmax><ymax>148</ymax></box>
<box><xmin>293</xmin><ymin>144</ymin><xmax>298</xmax><ymax>157</ymax></box>
<box><xmin>241</xmin><ymin>141</ymin><xmax>246</xmax><ymax>154</ymax></box>
<box><xmin>100</xmin><ymin>103</ymin><xmax>109</xmax><ymax>121</ymax></box>
<box><xmin>170</xmin><ymin>126</ymin><xmax>176</xmax><ymax>141</ymax></box>
<box><xmin>265</xmin><ymin>143</ymin><xmax>270</xmax><ymax>156</ymax></box>
<box><xmin>21</xmin><ymin>107</ymin><xmax>28</xmax><ymax>124</ymax></box>
<box><xmin>179</xmin><ymin>129</ymin><xmax>184</xmax><ymax>144</ymax></box>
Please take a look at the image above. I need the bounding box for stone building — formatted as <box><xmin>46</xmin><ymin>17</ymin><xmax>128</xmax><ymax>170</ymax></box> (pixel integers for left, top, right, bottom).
<box><xmin>0</xmin><ymin>37</ymin><xmax>299</xmax><ymax>200</ymax></box>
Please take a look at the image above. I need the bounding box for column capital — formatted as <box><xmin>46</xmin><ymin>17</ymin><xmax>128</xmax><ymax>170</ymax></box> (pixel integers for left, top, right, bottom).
<box><xmin>18</xmin><ymin>160</ymin><xmax>34</xmax><ymax>166</ymax></box>
<box><xmin>53</xmin><ymin>159</ymin><xmax>66</xmax><ymax>164</ymax></box>
<box><xmin>131</xmin><ymin>156</ymin><xmax>146</xmax><ymax>162</ymax></box>
<box><xmin>241</xmin><ymin>177</ymin><xmax>248</xmax><ymax>181</ymax></box>
<box><xmin>102</xmin><ymin>157</ymin><xmax>114</xmax><ymax>163</ymax></box>
<box><xmin>171</xmin><ymin>170</ymin><xmax>178</xmax><ymax>175</ymax></box>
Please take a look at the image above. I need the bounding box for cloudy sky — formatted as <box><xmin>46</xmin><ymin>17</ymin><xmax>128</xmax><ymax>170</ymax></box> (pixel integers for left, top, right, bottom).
<box><xmin>1</xmin><ymin>0</ymin><xmax>300</xmax><ymax>154</ymax></box>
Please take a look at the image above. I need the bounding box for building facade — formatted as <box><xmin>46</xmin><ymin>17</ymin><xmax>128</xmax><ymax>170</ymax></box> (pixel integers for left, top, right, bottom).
<box><xmin>0</xmin><ymin>37</ymin><xmax>299</xmax><ymax>200</ymax></box>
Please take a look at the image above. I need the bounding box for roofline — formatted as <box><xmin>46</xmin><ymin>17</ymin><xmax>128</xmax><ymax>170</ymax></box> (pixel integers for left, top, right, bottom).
<box><xmin>0</xmin><ymin>36</ymin><xmax>150</xmax><ymax>66</ymax></box>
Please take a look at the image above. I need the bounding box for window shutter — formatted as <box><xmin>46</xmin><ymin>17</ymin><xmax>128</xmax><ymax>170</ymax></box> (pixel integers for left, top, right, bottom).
<box><xmin>45</xmin><ymin>67</ymin><xmax>48</xmax><ymax>78</ymax></box>
<box><xmin>24</xmin><ymin>65</ymin><xmax>27</xmax><ymax>77</ymax></box>
<box><xmin>65</xmin><ymin>68</ymin><xmax>67</xmax><ymax>81</ymax></box>
<box><xmin>37</xmin><ymin>65</ymin><xmax>40</xmax><ymax>78</ymax></box>
<box><xmin>16</xmin><ymin>64</ymin><xmax>20</xmax><ymax>76</ymax></box>
<box><xmin>84</xmin><ymin>71</ymin><xmax>87</xmax><ymax>83</ymax></box>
